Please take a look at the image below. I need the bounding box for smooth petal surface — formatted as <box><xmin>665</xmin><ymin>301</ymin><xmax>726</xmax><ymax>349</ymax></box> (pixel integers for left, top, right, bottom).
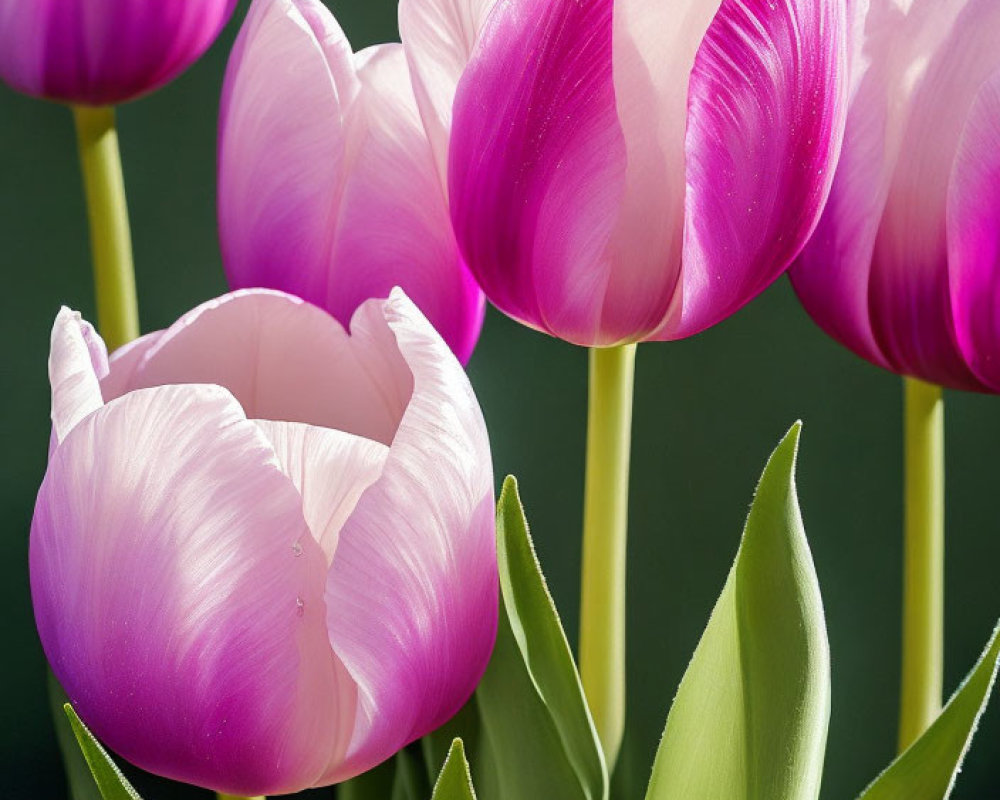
<box><xmin>948</xmin><ymin>71</ymin><xmax>1000</xmax><ymax>391</ymax></box>
<box><xmin>31</xmin><ymin>383</ymin><xmax>355</xmax><ymax>796</ymax></box>
<box><xmin>256</xmin><ymin>419</ymin><xmax>389</xmax><ymax>564</ymax></box>
<box><xmin>660</xmin><ymin>0</ymin><xmax>848</xmax><ymax>339</ymax></box>
<box><xmin>450</xmin><ymin>0</ymin><xmax>632</xmax><ymax>345</ymax></box>
<box><xmin>111</xmin><ymin>290</ymin><xmax>413</xmax><ymax>446</ymax></box>
<box><xmin>0</xmin><ymin>0</ymin><xmax>236</xmax><ymax>105</ymax></box>
<box><xmin>49</xmin><ymin>308</ymin><xmax>107</xmax><ymax>445</ymax></box>
<box><xmin>322</xmin><ymin>289</ymin><xmax>497</xmax><ymax>781</ymax></box>
<box><xmin>218</xmin><ymin>0</ymin><xmax>356</xmax><ymax>308</ymax></box>
<box><xmin>220</xmin><ymin>0</ymin><xmax>482</xmax><ymax>363</ymax></box>
<box><xmin>326</xmin><ymin>44</ymin><xmax>484</xmax><ymax>364</ymax></box>
<box><xmin>792</xmin><ymin>0</ymin><xmax>1000</xmax><ymax>390</ymax></box>
<box><xmin>398</xmin><ymin>0</ymin><xmax>497</xmax><ymax>183</ymax></box>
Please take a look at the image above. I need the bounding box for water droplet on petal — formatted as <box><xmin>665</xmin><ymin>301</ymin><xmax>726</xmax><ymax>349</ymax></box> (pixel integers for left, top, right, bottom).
<box><xmin>296</xmin><ymin>596</ymin><xmax>305</xmax><ymax>617</ymax></box>
<box><xmin>291</xmin><ymin>540</ymin><xmax>303</xmax><ymax>557</ymax></box>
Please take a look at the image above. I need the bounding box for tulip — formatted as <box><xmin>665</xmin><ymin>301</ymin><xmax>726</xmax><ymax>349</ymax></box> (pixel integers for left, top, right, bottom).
<box><xmin>30</xmin><ymin>289</ymin><xmax>497</xmax><ymax>796</ymax></box>
<box><xmin>432</xmin><ymin>0</ymin><xmax>850</xmax><ymax>347</ymax></box>
<box><xmin>218</xmin><ymin>0</ymin><xmax>484</xmax><ymax>364</ymax></box>
<box><xmin>790</xmin><ymin>0</ymin><xmax>1000</xmax><ymax>752</ymax></box>
<box><xmin>0</xmin><ymin>0</ymin><xmax>237</xmax><ymax>106</ymax></box>
<box><xmin>408</xmin><ymin>0</ymin><xmax>849</xmax><ymax>764</ymax></box>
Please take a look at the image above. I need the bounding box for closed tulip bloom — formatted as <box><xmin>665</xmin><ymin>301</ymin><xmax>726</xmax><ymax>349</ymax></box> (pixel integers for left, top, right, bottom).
<box><xmin>0</xmin><ymin>0</ymin><xmax>236</xmax><ymax>105</ymax></box>
<box><xmin>418</xmin><ymin>0</ymin><xmax>849</xmax><ymax>347</ymax></box>
<box><xmin>30</xmin><ymin>289</ymin><xmax>497</xmax><ymax>796</ymax></box>
<box><xmin>791</xmin><ymin>0</ymin><xmax>1000</xmax><ymax>391</ymax></box>
<box><xmin>219</xmin><ymin>0</ymin><xmax>484</xmax><ymax>364</ymax></box>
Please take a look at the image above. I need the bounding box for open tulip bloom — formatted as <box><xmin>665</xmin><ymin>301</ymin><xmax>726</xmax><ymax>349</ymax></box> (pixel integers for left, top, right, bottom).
<box><xmin>30</xmin><ymin>289</ymin><xmax>497</xmax><ymax>796</ymax></box>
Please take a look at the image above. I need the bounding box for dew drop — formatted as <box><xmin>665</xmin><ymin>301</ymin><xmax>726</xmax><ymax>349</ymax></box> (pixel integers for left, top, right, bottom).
<box><xmin>296</xmin><ymin>596</ymin><xmax>305</xmax><ymax>617</ymax></box>
<box><xmin>291</xmin><ymin>540</ymin><xmax>303</xmax><ymax>557</ymax></box>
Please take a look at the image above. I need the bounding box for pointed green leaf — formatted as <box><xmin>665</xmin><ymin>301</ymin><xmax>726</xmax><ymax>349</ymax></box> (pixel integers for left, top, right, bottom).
<box><xmin>857</xmin><ymin>622</ymin><xmax>1000</xmax><ymax>800</ymax></box>
<box><xmin>646</xmin><ymin>423</ymin><xmax>830</xmax><ymax>800</ymax></box>
<box><xmin>63</xmin><ymin>705</ymin><xmax>142</xmax><ymax>800</ymax></box>
<box><xmin>430</xmin><ymin>477</ymin><xmax>607</xmax><ymax>800</ymax></box>
<box><xmin>49</xmin><ymin>673</ymin><xmax>102</xmax><ymax>800</ymax></box>
<box><xmin>430</xmin><ymin>739</ymin><xmax>477</xmax><ymax>800</ymax></box>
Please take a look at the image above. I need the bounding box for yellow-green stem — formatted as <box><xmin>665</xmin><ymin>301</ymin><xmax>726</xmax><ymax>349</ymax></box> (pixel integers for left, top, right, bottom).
<box><xmin>579</xmin><ymin>343</ymin><xmax>637</xmax><ymax>769</ymax></box>
<box><xmin>217</xmin><ymin>794</ymin><xmax>264</xmax><ymax>800</ymax></box>
<box><xmin>72</xmin><ymin>105</ymin><xmax>139</xmax><ymax>350</ymax></box>
<box><xmin>898</xmin><ymin>376</ymin><xmax>944</xmax><ymax>752</ymax></box>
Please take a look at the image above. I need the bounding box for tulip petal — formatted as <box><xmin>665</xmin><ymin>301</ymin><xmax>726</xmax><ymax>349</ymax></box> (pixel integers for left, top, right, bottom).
<box><xmin>948</xmin><ymin>70</ymin><xmax>1000</xmax><ymax>391</ymax></box>
<box><xmin>328</xmin><ymin>43</ymin><xmax>484</xmax><ymax>364</ymax></box>
<box><xmin>49</xmin><ymin>308</ymin><xmax>107</xmax><ymax>445</ymax></box>
<box><xmin>100</xmin><ymin>330</ymin><xmax>163</xmax><ymax>402</ymax></box>
<box><xmin>0</xmin><ymin>0</ymin><xmax>236</xmax><ymax>105</ymax></box>
<box><xmin>792</xmin><ymin>0</ymin><xmax>1000</xmax><ymax>389</ymax></box>
<box><xmin>661</xmin><ymin>0</ymin><xmax>848</xmax><ymax>340</ymax></box>
<box><xmin>321</xmin><ymin>289</ymin><xmax>496</xmax><ymax>781</ymax></box>
<box><xmin>218</xmin><ymin>0</ymin><xmax>357</xmax><ymax>306</ymax></box>
<box><xmin>256</xmin><ymin>419</ymin><xmax>389</xmax><ymax>564</ymax></box>
<box><xmin>31</xmin><ymin>383</ymin><xmax>356</xmax><ymax>795</ymax></box>
<box><xmin>124</xmin><ymin>290</ymin><xmax>414</xmax><ymax>446</ymax></box>
<box><xmin>398</xmin><ymin>0</ymin><xmax>497</xmax><ymax>184</ymax></box>
<box><xmin>450</xmin><ymin>0</ymin><xmax>631</xmax><ymax>345</ymax></box>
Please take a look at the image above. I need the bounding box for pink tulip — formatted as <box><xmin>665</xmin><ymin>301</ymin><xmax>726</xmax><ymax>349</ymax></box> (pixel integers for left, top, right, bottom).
<box><xmin>218</xmin><ymin>0</ymin><xmax>484</xmax><ymax>364</ymax></box>
<box><xmin>791</xmin><ymin>0</ymin><xmax>1000</xmax><ymax>392</ymax></box>
<box><xmin>30</xmin><ymin>289</ymin><xmax>497</xmax><ymax>796</ymax></box>
<box><xmin>0</xmin><ymin>0</ymin><xmax>236</xmax><ymax>105</ymax></box>
<box><xmin>419</xmin><ymin>0</ymin><xmax>849</xmax><ymax>347</ymax></box>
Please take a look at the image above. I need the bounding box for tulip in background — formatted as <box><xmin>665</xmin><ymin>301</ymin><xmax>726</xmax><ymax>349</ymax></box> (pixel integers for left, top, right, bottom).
<box><xmin>30</xmin><ymin>289</ymin><xmax>497</xmax><ymax>796</ymax></box>
<box><xmin>218</xmin><ymin>0</ymin><xmax>485</xmax><ymax>364</ymax></box>
<box><xmin>0</xmin><ymin>0</ymin><xmax>237</xmax><ymax>353</ymax></box>
<box><xmin>406</xmin><ymin>0</ymin><xmax>850</xmax><ymax>763</ymax></box>
<box><xmin>790</xmin><ymin>0</ymin><xmax>1000</xmax><ymax>751</ymax></box>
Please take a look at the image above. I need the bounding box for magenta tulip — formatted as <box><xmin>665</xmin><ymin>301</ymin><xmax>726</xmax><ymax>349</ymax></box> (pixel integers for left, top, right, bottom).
<box><xmin>421</xmin><ymin>0</ymin><xmax>849</xmax><ymax>347</ymax></box>
<box><xmin>0</xmin><ymin>0</ymin><xmax>236</xmax><ymax>105</ymax></box>
<box><xmin>218</xmin><ymin>0</ymin><xmax>484</xmax><ymax>364</ymax></box>
<box><xmin>791</xmin><ymin>0</ymin><xmax>1000</xmax><ymax>392</ymax></box>
<box><xmin>30</xmin><ymin>289</ymin><xmax>497</xmax><ymax>796</ymax></box>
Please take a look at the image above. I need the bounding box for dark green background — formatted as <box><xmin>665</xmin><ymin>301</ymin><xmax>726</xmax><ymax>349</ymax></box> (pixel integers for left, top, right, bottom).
<box><xmin>2</xmin><ymin>2</ymin><xmax>998</xmax><ymax>798</ymax></box>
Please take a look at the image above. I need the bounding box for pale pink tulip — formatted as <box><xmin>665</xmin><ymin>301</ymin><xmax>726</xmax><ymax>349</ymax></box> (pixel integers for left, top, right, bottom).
<box><xmin>31</xmin><ymin>289</ymin><xmax>497</xmax><ymax>796</ymax></box>
<box><xmin>218</xmin><ymin>0</ymin><xmax>484</xmax><ymax>364</ymax></box>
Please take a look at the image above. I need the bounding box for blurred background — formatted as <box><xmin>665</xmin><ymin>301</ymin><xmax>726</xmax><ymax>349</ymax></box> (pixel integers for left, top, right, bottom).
<box><xmin>2</xmin><ymin>1</ymin><xmax>998</xmax><ymax>798</ymax></box>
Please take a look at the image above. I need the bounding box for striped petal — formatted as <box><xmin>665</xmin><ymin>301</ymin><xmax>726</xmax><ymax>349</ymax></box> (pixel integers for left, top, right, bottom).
<box><xmin>30</xmin><ymin>383</ymin><xmax>355</xmax><ymax>795</ymax></box>
<box><xmin>321</xmin><ymin>289</ymin><xmax>496</xmax><ymax>781</ymax></box>
<box><xmin>948</xmin><ymin>70</ymin><xmax>1000</xmax><ymax>391</ymax></box>
<box><xmin>661</xmin><ymin>0</ymin><xmax>849</xmax><ymax>340</ymax></box>
<box><xmin>449</xmin><ymin>0</ymin><xmax>631</xmax><ymax>345</ymax></box>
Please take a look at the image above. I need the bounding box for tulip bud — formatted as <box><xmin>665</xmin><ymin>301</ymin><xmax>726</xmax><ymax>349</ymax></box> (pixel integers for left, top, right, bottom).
<box><xmin>791</xmin><ymin>0</ymin><xmax>1000</xmax><ymax>392</ymax></box>
<box><xmin>218</xmin><ymin>0</ymin><xmax>484</xmax><ymax>364</ymax></box>
<box><xmin>0</xmin><ymin>0</ymin><xmax>237</xmax><ymax>106</ymax></box>
<box><xmin>31</xmin><ymin>289</ymin><xmax>497</xmax><ymax>796</ymax></box>
<box><xmin>406</xmin><ymin>0</ymin><xmax>849</xmax><ymax>347</ymax></box>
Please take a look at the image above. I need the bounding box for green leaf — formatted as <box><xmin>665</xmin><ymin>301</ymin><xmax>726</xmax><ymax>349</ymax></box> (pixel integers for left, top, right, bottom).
<box><xmin>430</xmin><ymin>739</ymin><xmax>477</xmax><ymax>800</ymax></box>
<box><xmin>429</xmin><ymin>477</ymin><xmax>607</xmax><ymax>800</ymax></box>
<box><xmin>392</xmin><ymin>747</ymin><xmax>429</xmax><ymax>800</ymax></box>
<box><xmin>646</xmin><ymin>423</ymin><xmax>830</xmax><ymax>800</ymax></box>
<box><xmin>856</xmin><ymin>622</ymin><xmax>1000</xmax><ymax>800</ymax></box>
<box><xmin>49</xmin><ymin>673</ymin><xmax>102</xmax><ymax>800</ymax></box>
<box><xmin>63</xmin><ymin>705</ymin><xmax>142</xmax><ymax>800</ymax></box>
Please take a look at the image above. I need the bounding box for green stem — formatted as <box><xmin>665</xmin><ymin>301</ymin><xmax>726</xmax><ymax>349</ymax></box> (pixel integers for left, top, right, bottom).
<box><xmin>72</xmin><ymin>105</ymin><xmax>139</xmax><ymax>351</ymax></box>
<box><xmin>217</xmin><ymin>794</ymin><xmax>264</xmax><ymax>800</ymax></box>
<box><xmin>578</xmin><ymin>343</ymin><xmax>637</xmax><ymax>769</ymax></box>
<box><xmin>898</xmin><ymin>376</ymin><xmax>944</xmax><ymax>752</ymax></box>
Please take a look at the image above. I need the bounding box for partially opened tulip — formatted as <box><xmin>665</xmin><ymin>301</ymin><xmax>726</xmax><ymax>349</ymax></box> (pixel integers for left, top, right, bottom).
<box><xmin>30</xmin><ymin>289</ymin><xmax>497</xmax><ymax>796</ymax></box>
<box><xmin>790</xmin><ymin>0</ymin><xmax>1000</xmax><ymax>753</ymax></box>
<box><xmin>218</xmin><ymin>0</ymin><xmax>484</xmax><ymax>364</ymax></box>
<box><xmin>405</xmin><ymin>0</ymin><xmax>849</xmax><ymax>764</ymax></box>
